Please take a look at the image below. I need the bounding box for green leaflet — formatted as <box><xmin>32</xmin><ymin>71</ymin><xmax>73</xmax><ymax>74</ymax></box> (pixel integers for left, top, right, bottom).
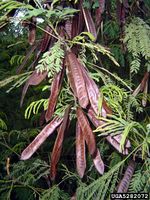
<box><xmin>36</xmin><ymin>41</ymin><xmax>64</xmax><ymax>78</ymax></box>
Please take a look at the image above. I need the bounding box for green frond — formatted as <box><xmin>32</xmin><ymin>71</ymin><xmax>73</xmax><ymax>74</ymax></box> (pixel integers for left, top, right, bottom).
<box><xmin>36</xmin><ymin>41</ymin><xmax>64</xmax><ymax>78</ymax></box>
<box><xmin>124</xmin><ymin>17</ymin><xmax>150</xmax><ymax>73</ymax></box>
<box><xmin>0</xmin><ymin>118</ymin><xmax>7</xmax><ymax>130</ymax></box>
<box><xmin>10</xmin><ymin>55</ymin><xmax>26</xmax><ymax>66</ymax></box>
<box><xmin>0</xmin><ymin>72</ymin><xmax>32</xmax><ymax>88</ymax></box>
<box><xmin>25</xmin><ymin>99</ymin><xmax>48</xmax><ymax>119</ymax></box>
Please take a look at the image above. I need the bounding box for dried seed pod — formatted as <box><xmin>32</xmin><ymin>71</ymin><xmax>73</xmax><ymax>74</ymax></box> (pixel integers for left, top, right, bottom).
<box><xmin>95</xmin><ymin>0</ymin><xmax>105</xmax><ymax>27</ymax></box>
<box><xmin>45</xmin><ymin>68</ymin><xmax>64</xmax><ymax>122</ymax></box>
<box><xmin>67</xmin><ymin>52</ymin><xmax>89</xmax><ymax>108</ymax></box>
<box><xmin>93</xmin><ymin>148</ymin><xmax>104</xmax><ymax>175</ymax></box>
<box><xmin>50</xmin><ymin>106</ymin><xmax>70</xmax><ymax>180</ymax></box>
<box><xmin>40</xmin><ymin>25</ymin><xmax>52</xmax><ymax>52</ymax></box>
<box><xmin>20</xmin><ymin>117</ymin><xmax>63</xmax><ymax>160</ymax></box>
<box><xmin>28</xmin><ymin>16</ymin><xmax>36</xmax><ymax>45</ymax></box>
<box><xmin>77</xmin><ymin>107</ymin><xmax>97</xmax><ymax>158</ymax></box>
<box><xmin>76</xmin><ymin>121</ymin><xmax>86</xmax><ymax>178</ymax></box>
<box><xmin>20</xmin><ymin>70</ymin><xmax>47</xmax><ymax>107</ymax></box>
<box><xmin>17</xmin><ymin>43</ymin><xmax>38</xmax><ymax>74</ymax></box>
<box><xmin>82</xmin><ymin>7</ymin><xmax>97</xmax><ymax>40</ymax></box>
<box><xmin>80</xmin><ymin>65</ymin><xmax>102</xmax><ymax>115</ymax></box>
<box><xmin>117</xmin><ymin>160</ymin><xmax>136</xmax><ymax>192</ymax></box>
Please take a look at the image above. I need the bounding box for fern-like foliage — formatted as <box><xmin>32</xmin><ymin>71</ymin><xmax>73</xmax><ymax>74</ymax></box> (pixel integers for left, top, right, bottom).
<box><xmin>129</xmin><ymin>158</ymin><xmax>150</xmax><ymax>193</ymax></box>
<box><xmin>40</xmin><ymin>186</ymin><xmax>69</xmax><ymax>200</ymax></box>
<box><xmin>25</xmin><ymin>99</ymin><xmax>48</xmax><ymax>119</ymax></box>
<box><xmin>124</xmin><ymin>17</ymin><xmax>150</xmax><ymax>73</ymax></box>
<box><xmin>10</xmin><ymin>55</ymin><xmax>25</xmax><ymax>66</ymax></box>
<box><xmin>0</xmin><ymin>118</ymin><xmax>7</xmax><ymax>130</ymax></box>
<box><xmin>76</xmin><ymin>160</ymin><xmax>124</xmax><ymax>200</ymax></box>
<box><xmin>36</xmin><ymin>41</ymin><xmax>64</xmax><ymax>78</ymax></box>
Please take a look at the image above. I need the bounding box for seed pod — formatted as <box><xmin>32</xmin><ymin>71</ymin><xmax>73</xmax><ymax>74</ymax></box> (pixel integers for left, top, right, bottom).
<box><xmin>20</xmin><ymin>117</ymin><xmax>63</xmax><ymax>160</ymax></box>
<box><xmin>67</xmin><ymin>52</ymin><xmax>89</xmax><ymax>108</ymax></box>
<box><xmin>117</xmin><ymin>160</ymin><xmax>136</xmax><ymax>192</ymax></box>
<box><xmin>50</xmin><ymin>106</ymin><xmax>70</xmax><ymax>180</ymax></box>
<box><xmin>28</xmin><ymin>16</ymin><xmax>36</xmax><ymax>45</ymax></box>
<box><xmin>45</xmin><ymin>68</ymin><xmax>64</xmax><ymax>122</ymax></box>
<box><xmin>40</xmin><ymin>25</ymin><xmax>52</xmax><ymax>52</ymax></box>
<box><xmin>82</xmin><ymin>7</ymin><xmax>97</xmax><ymax>40</ymax></box>
<box><xmin>95</xmin><ymin>0</ymin><xmax>105</xmax><ymax>27</ymax></box>
<box><xmin>20</xmin><ymin>70</ymin><xmax>47</xmax><ymax>107</ymax></box>
<box><xmin>76</xmin><ymin>121</ymin><xmax>86</xmax><ymax>178</ymax></box>
<box><xmin>77</xmin><ymin>107</ymin><xmax>97</xmax><ymax>158</ymax></box>
<box><xmin>93</xmin><ymin>148</ymin><xmax>104</xmax><ymax>175</ymax></box>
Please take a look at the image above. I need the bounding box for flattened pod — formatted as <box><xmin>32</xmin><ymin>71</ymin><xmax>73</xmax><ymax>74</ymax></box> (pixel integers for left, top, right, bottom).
<box><xmin>117</xmin><ymin>160</ymin><xmax>136</xmax><ymax>192</ymax></box>
<box><xmin>76</xmin><ymin>121</ymin><xmax>86</xmax><ymax>178</ymax></box>
<box><xmin>95</xmin><ymin>0</ymin><xmax>105</xmax><ymax>26</ymax></box>
<box><xmin>17</xmin><ymin>43</ymin><xmax>38</xmax><ymax>74</ymax></box>
<box><xmin>45</xmin><ymin>69</ymin><xmax>64</xmax><ymax>122</ymax></box>
<box><xmin>113</xmin><ymin>134</ymin><xmax>131</xmax><ymax>148</ymax></box>
<box><xmin>50</xmin><ymin>106</ymin><xmax>70</xmax><ymax>180</ymax></box>
<box><xmin>28</xmin><ymin>17</ymin><xmax>36</xmax><ymax>45</ymax></box>
<box><xmin>77</xmin><ymin>107</ymin><xmax>96</xmax><ymax>157</ymax></box>
<box><xmin>67</xmin><ymin>52</ymin><xmax>89</xmax><ymax>108</ymax></box>
<box><xmin>93</xmin><ymin>148</ymin><xmax>104</xmax><ymax>175</ymax></box>
<box><xmin>65</xmin><ymin>19</ymin><xmax>72</xmax><ymax>39</ymax></box>
<box><xmin>82</xmin><ymin>7</ymin><xmax>97</xmax><ymax>40</ymax></box>
<box><xmin>81</xmin><ymin>65</ymin><xmax>100</xmax><ymax>114</ymax></box>
<box><xmin>40</xmin><ymin>25</ymin><xmax>52</xmax><ymax>52</ymax></box>
<box><xmin>20</xmin><ymin>117</ymin><xmax>63</xmax><ymax>160</ymax></box>
<box><xmin>20</xmin><ymin>70</ymin><xmax>47</xmax><ymax>107</ymax></box>
<box><xmin>106</xmin><ymin>136</ymin><xmax>128</xmax><ymax>155</ymax></box>
<box><xmin>81</xmin><ymin>66</ymin><xmax>108</xmax><ymax>116</ymax></box>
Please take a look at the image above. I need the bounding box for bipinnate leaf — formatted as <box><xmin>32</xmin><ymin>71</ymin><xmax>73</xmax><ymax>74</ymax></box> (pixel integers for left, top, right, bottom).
<box><xmin>82</xmin><ymin>7</ymin><xmax>97</xmax><ymax>41</ymax></box>
<box><xmin>67</xmin><ymin>52</ymin><xmax>89</xmax><ymax>108</ymax></box>
<box><xmin>50</xmin><ymin>106</ymin><xmax>70</xmax><ymax>180</ymax></box>
<box><xmin>20</xmin><ymin>117</ymin><xmax>63</xmax><ymax>160</ymax></box>
<box><xmin>45</xmin><ymin>68</ymin><xmax>64</xmax><ymax>122</ymax></box>
<box><xmin>76</xmin><ymin>121</ymin><xmax>86</xmax><ymax>178</ymax></box>
<box><xmin>117</xmin><ymin>160</ymin><xmax>136</xmax><ymax>192</ymax></box>
<box><xmin>20</xmin><ymin>70</ymin><xmax>47</xmax><ymax>107</ymax></box>
<box><xmin>77</xmin><ymin>107</ymin><xmax>96</xmax><ymax>157</ymax></box>
<box><xmin>87</xmin><ymin>107</ymin><xmax>129</xmax><ymax>154</ymax></box>
<box><xmin>93</xmin><ymin>148</ymin><xmax>104</xmax><ymax>175</ymax></box>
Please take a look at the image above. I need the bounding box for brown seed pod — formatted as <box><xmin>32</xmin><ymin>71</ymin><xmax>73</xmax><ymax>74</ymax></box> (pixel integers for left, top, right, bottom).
<box><xmin>67</xmin><ymin>52</ymin><xmax>89</xmax><ymax>109</ymax></box>
<box><xmin>20</xmin><ymin>70</ymin><xmax>47</xmax><ymax>107</ymax></box>
<box><xmin>82</xmin><ymin>7</ymin><xmax>97</xmax><ymax>40</ymax></box>
<box><xmin>20</xmin><ymin>117</ymin><xmax>63</xmax><ymax>160</ymax></box>
<box><xmin>76</xmin><ymin>121</ymin><xmax>86</xmax><ymax>178</ymax></box>
<box><xmin>45</xmin><ymin>68</ymin><xmax>64</xmax><ymax>122</ymax></box>
<box><xmin>50</xmin><ymin>106</ymin><xmax>70</xmax><ymax>180</ymax></box>
<box><xmin>117</xmin><ymin>160</ymin><xmax>136</xmax><ymax>192</ymax></box>
<box><xmin>93</xmin><ymin>148</ymin><xmax>104</xmax><ymax>175</ymax></box>
<box><xmin>77</xmin><ymin>107</ymin><xmax>97</xmax><ymax>158</ymax></box>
